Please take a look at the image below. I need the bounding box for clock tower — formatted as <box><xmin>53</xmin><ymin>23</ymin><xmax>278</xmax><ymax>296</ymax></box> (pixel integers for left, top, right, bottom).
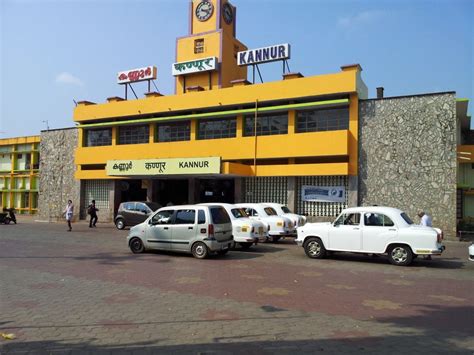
<box><xmin>174</xmin><ymin>0</ymin><xmax>248</xmax><ymax>94</ymax></box>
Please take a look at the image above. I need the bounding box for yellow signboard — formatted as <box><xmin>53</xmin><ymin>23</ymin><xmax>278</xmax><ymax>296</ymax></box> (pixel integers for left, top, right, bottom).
<box><xmin>106</xmin><ymin>157</ymin><xmax>221</xmax><ymax>176</ymax></box>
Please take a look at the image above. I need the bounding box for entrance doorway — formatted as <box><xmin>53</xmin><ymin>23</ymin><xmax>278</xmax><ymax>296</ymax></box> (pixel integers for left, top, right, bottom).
<box><xmin>155</xmin><ymin>179</ymin><xmax>188</xmax><ymax>206</ymax></box>
<box><xmin>198</xmin><ymin>179</ymin><xmax>234</xmax><ymax>203</ymax></box>
<box><xmin>119</xmin><ymin>179</ymin><xmax>147</xmax><ymax>202</ymax></box>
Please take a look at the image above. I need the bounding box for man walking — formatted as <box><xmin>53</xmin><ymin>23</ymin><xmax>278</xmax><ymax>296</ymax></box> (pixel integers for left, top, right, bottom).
<box><xmin>88</xmin><ymin>200</ymin><xmax>99</xmax><ymax>228</ymax></box>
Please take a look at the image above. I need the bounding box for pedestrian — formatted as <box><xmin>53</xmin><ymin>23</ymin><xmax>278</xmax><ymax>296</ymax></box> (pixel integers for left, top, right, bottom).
<box><xmin>87</xmin><ymin>200</ymin><xmax>99</xmax><ymax>228</ymax></box>
<box><xmin>417</xmin><ymin>210</ymin><xmax>432</xmax><ymax>227</ymax></box>
<box><xmin>63</xmin><ymin>200</ymin><xmax>74</xmax><ymax>231</ymax></box>
<box><xmin>418</xmin><ymin>210</ymin><xmax>433</xmax><ymax>260</ymax></box>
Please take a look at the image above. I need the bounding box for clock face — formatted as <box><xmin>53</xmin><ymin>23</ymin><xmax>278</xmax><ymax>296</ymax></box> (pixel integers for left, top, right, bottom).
<box><xmin>196</xmin><ymin>1</ymin><xmax>214</xmax><ymax>22</ymax></box>
<box><xmin>222</xmin><ymin>3</ymin><xmax>233</xmax><ymax>24</ymax></box>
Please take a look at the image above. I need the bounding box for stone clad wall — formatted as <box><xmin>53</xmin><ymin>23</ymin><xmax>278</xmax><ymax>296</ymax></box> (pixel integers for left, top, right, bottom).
<box><xmin>38</xmin><ymin>128</ymin><xmax>81</xmax><ymax>222</ymax></box>
<box><xmin>359</xmin><ymin>93</ymin><xmax>457</xmax><ymax>239</ymax></box>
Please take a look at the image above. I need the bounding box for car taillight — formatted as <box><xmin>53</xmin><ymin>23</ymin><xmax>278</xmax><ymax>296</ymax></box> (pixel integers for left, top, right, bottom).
<box><xmin>208</xmin><ymin>224</ymin><xmax>214</xmax><ymax>237</ymax></box>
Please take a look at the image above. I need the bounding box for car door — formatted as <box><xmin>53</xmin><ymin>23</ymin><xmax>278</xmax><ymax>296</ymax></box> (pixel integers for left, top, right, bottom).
<box><xmin>362</xmin><ymin>212</ymin><xmax>398</xmax><ymax>253</ymax></box>
<box><xmin>146</xmin><ymin>209</ymin><xmax>174</xmax><ymax>250</ymax></box>
<box><xmin>170</xmin><ymin>209</ymin><xmax>197</xmax><ymax>252</ymax></box>
<box><xmin>328</xmin><ymin>212</ymin><xmax>362</xmax><ymax>251</ymax></box>
<box><xmin>122</xmin><ymin>202</ymin><xmax>136</xmax><ymax>225</ymax></box>
<box><xmin>135</xmin><ymin>203</ymin><xmax>151</xmax><ymax>224</ymax></box>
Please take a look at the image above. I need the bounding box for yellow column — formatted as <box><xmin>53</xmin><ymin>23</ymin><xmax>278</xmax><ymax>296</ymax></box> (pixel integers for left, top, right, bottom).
<box><xmin>149</xmin><ymin>123</ymin><xmax>155</xmax><ymax>143</ymax></box>
<box><xmin>288</xmin><ymin>110</ymin><xmax>295</xmax><ymax>134</ymax></box>
<box><xmin>111</xmin><ymin>126</ymin><xmax>117</xmax><ymax>146</ymax></box>
<box><xmin>190</xmin><ymin>119</ymin><xmax>197</xmax><ymax>141</ymax></box>
<box><xmin>348</xmin><ymin>93</ymin><xmax>359</xmax><ymax>175</ymax></box>
<box><xmin>236</xmin><ymin>115</ymin><xmax>243</xmax><ymax>137</ymax></box>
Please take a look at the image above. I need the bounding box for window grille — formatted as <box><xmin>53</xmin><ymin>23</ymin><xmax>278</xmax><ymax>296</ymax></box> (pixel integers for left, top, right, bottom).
<box><xmin>244</xmin><ymin>177</ymin><xmax>288</xmax><ymax>204</ymax></box>
<box><xmin>296</xmin><ymin>107</ymin><xmax>349</xmax><ymax>133</ymax></box>
<box><xmin>198</xmin><ymin>118</ymin><xmax>236</xmax><ymax>140</ymax></box>
<box><xmin>244</xmin><ymin>113</ymin><xmax>288</xmax><ymax>136</ymax></box>
<box><xmin>85</xmin><ymin>128</ymin><xmax>112</xmax><ymax>147</ymax></box>
<box><xmin>81</xmin><ymin>180</ymin><xmax>110</xmax><ymax>218</ymax></box>
<box><xmin>118</xmin><ymin>125</ymin><xmax>149</xmax><ymax>145</ymax></box>
<box><xmin>156</xmin><ymin>121</ymin><xmax>190</xmax><ymax>142</ymax></box>
<box><xmin>296</xmin><ymin>176</ymin><xmax>348</xmax><ymax>217</ymax></box>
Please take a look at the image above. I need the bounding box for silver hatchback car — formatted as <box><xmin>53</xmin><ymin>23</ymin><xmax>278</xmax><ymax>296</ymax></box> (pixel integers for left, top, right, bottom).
<box><xmin>127</xmin><ymin>204</ymin><xmax>233</xmax><ymax>259</ymax></box>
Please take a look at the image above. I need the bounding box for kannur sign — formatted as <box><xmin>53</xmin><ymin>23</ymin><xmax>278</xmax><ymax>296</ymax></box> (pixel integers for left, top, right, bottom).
<box><xmin>106</xmin><ymin>157</ymin><xmax>221</xmax><ymax>176</ymax></box>
<box><xmin>117</xmin><ymin>66</ymin><xmax>157</xmax><ymax>84</ymax></box>
<box><xmin>172</xmin><ymin>57</ymin><xmax>217</xmax><ymax>76</ymax></box>
<box><xmin>237</xmin><ymin>44</ymin><xmax>290</xmax><ymax>66</ymax></box>
<box><xmin>301</xmin><ymin>186</ymin><xmax>346</xmax><ymax>203</ymax></box>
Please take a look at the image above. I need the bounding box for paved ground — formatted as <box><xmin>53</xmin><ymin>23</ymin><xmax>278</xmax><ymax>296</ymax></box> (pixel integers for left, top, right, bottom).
<box><xmin>0</xmin><ymin>218</ymin><xmax>473</xmax><ymax>354</ymax></box>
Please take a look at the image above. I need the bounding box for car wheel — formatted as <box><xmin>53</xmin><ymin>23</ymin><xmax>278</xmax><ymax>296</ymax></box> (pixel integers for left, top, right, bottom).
<box><xmin>115</xmin><ymin>218</ymin><xmax>125</xmax><ymax>230</ymax></box>
<box><xmin>304</xmin><ymin>237</ymin><xmax>327</xmax><ymax>259</ymax></box>
<box><xmin>239</xmin><ymin>242</ymin><xmax>253</xmax><ymax>250</ymax></box>
<box><xmin>192</xmin><ymin>242</ymin><xmax>209</xmax><ymax>259</ymax></box>
<box><xmin>129</xmin><ymin>237</ymin><xmax>144</xmax><ymax>254</ymax></box>
<box><xmin>388</xmin><ymin>245</ymin><xmax>413</xmax><ymax>266</ymax></box>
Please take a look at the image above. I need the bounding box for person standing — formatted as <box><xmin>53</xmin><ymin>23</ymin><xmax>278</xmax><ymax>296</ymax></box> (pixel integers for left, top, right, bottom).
<box><xmin>88</xmin><ymin>200</ymin><xmax>99</xmax><ymax>228</ymax></box>
<box><xmin>63</xmin><ymin>200</ymin><xmax>74</xmax><ymax>231</ymax></box>
<box><xmin>418</xmin><ymin>210</ymin><xmax>432</xmax><ymax>227</ymax></box>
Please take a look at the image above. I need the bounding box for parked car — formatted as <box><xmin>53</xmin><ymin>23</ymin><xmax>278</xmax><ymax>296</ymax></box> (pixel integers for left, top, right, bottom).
<box><xmin>469</xmin><ymin>243</ymin><xmax>474</xmax><ymax>262</ymax></box>
<box><xmin>296</xmin><ymin>206</ymin><xmax>445</xmax><ymax>266</ymax></box>
<box><xmin>127</xmin><ymin>204</ymin><xmax>233</xmax><ymax>259</ymax></box>
<box><xmin>115</xmin><ymin>201</ymin><xmax>161</xmax><ymax>230</ymax></box>
<box><xmin>200</xmin><ymin>203</ymin><xmax>268</xmax><ymax>249</ymax></box>
<box><xmin>235</xmin><ymin>203</ymin><xmax>295</xmax><ymax>242</ymax></box>
<box><xmin>262</xmin><ymin>203</ymin><xmax>306</xmax><ymax>228</ymax></box>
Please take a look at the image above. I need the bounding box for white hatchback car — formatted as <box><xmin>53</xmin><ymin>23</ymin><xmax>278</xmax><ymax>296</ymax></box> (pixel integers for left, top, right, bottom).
<box><xmin>262</xmin><ymin>203</ymin><xmax>306</xmax><ymax>228</ymax></box>
<box><xmin>200</xmin><ymin>203</ymin><xmax>268</xmax><ymax>249</ymax></box>
<box><xmin>296</xmin><ymin>206</ymin><xmax>445</xmax><ymax>266</ymax></box>
<box><xmin>235</xmin><ymin>203</ymin><xmax>295</xmax><ymax>242</ymax></box>
<box><xmin>127</xmin><ymin>204</ymin><xmax>233</xmax><ymax>259</ymax></box>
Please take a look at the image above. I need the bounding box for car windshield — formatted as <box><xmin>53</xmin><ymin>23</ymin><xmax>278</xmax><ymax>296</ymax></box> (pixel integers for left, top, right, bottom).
<box><xmin>264</xmin><ymin>207</ymin><xmax>277</xmax><ymax>216</ymax></box>
<box><xmin>145</xmin><ymin>202</ymin><xmax>161</xmax><ymax>211</ymax></box>
<box><xmin>281</xmin><ymin>206</ymin><xmax>292</xmax><ymax>213</ymax></box>
<box><xmin>401</xmin><ymin>212</ymin><xmax>414</xmax><ymax>225</ymax></box>
<box><xmin>231</xmin><ymin>208</ymin><xmax>248</xmax><ymax>218</ymax></box>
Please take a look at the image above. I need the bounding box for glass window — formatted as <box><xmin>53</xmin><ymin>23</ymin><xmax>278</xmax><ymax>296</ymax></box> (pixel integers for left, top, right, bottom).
<box><xmin>156</xmin><ymin>121</ymin><xmax>190</xmax><ymax>142</ymax></box>
<box><xmin>123</xmin><ymin>202</ymin><xmax>136</xmax><ymax>211</ymax></box>
<box><xmin>244</xmin><ymin>113</ymin><xmax>288</xmax><ymax>136</ymax></box>
<box><xmin>264</xmin><ymin>207</ymin><xmax>277</xmax><ymax>216</ymax></box>
<box><xmin>296</xmin><ymin>107</ymin><xmax>349</xmax><ymax>133</ymax></box>
<box><xmin>118</xmin><ymin>125</ymin><xmax>149</xmax><ymax>145</ymax></box>
<box><xmin>210</xmin><ymin>207</ymin><xmax>231</xmax><ymax>224</ymax></box>
<box><xmin>281</xmin><ymin>206</ymin><xmax>292</xmax><ymax>213</ymax></box>
<box><xmin>85</xmin><ymin>128</ymin><xmax>112</xmax><ymax>147</ymax></box>
<box><xmin>198</xmin><ymin>118</ymin><xmax>236</xmax><ymax>140</ymax></box>
<box><xmin>151</xmin><ymin>210</ymin><xmax>173</xmax><ymax>225</ymax></box>
<box><xmin>136</xmin><ymin>203</ymin><xmax>150</xmax><ymax>214</ymax></box>
<box><xmin>198</xmin><ymin>210</ymin><xmax>206</xmax><ymax>224</ymax></box>
<box><xmin>231</xmin><ymin>208</ymin><xmax>247</xmax><ymax>218</ymax></box>
<box><xmin>334</xmin><ymin>213</ymin><xmax>360</xmax><ymax>226</ymax></box>
<box><xmin>175</xmin><ymin>209</ymin><xmax>196</xmax><ymax>224</ymax></box>
<box><xmin>401</xmin><ymin>213</ymin><xmax>414</xmax><ymax>225</ymax></box>
<box><xmin>364</xmin><ymin>213</ymin><xmax>394</xmax><ymax>227</ymax></box>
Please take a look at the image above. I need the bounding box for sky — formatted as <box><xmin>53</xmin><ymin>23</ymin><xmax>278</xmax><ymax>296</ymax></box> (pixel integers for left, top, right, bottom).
<box><xmin>0</xmin><ymin>0</ymin><xmax>472</xmax><ymax>138</ymax></box>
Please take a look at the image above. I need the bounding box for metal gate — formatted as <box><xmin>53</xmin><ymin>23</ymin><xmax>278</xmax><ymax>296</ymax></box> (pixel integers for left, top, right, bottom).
<box><xmin>81</xmin><ymin>180</ymin><xmax>111</xmax><ymax>219</ymax></box>
<box><xmin>244</xmin><ymin>177</ymin><xmax>288</xmax><ymax>204</ymax></box>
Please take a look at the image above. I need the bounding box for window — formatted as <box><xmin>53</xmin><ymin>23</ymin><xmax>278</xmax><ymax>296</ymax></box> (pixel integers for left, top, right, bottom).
<box><xmin>156</xmin><ymin>121</ymin><xmax>190</xmax><ymax>142</ymax></box>
<box><xmin>175</xmin><ymin>209</ymin><xmax>196</xmax><ymax>224</ymax></box>
<box><xmin>17</xmin><ymin>154</ymin><xmax>23</xmax><ymax>159</ymax></box>
<box><xmin>231</xmin><ymin>208</ymin><xmax>247</xmax><ymax>218</ymax></box>
<box><xmin>335</xmin><ymin>213</ymin><xmax>360</xmax><ymax>226</ymax></box>
<box><xmin>85</xmin><ymin>128</ymin><xmax>112</xmax><ymax>147</ymax></box>
<box><xmin>198</xmin><ymin>118</ymin><xmax>236</xmax><ymax>140</ymax></box>
<box><xmin>296</xmin><ymin>107</ymin><xmax>349</xmax><ymax>133</ymax></box>
<box><xmin>401</xmin><ymin>213</ymin><xmax>414</xmax><ymax>225</ymax></box>
<box><xmin>123</xmin><ymin>202</ymin><xmax>136</xmax><ymax>211</ymax></box>
<box><xmin>194</xmin><ymin>39</ymin><xmax>204</xmax><ymax>54</ymax></box>
<box><xmin>136</xmin><ymin>203</ymin><xmax>150</xmax><ymax>214</ymax></box>
<box><xmin>244</xmin><ymin>113</ymin><xmax>288</xmax><ymax>136</ymax></box>
<box><xmin>151</xmin><ymin>210</ymin><xmax>173</xmax><ymax>225</ymax></box>
<box><xmin>364</xmin><ymin>213</ymin><xmax>394</xmax><ymax>227</ymax></box>
<box><xmin>264</xmin><ymin>207</ymin><xmax>277</xmax><ymax>216</ymax></box>
<box><xmin>118</xmin><ymin>125</ymin><xmax>149</xmax><ymax>145</ymax></box>
<box><xmin>210</xmin><ymin>207</ymin><xmax>231</xmax><ymax>224</ymax></box>
<box><xmin>198</xmin><ymin>210</ymin><xmax>206</xmax><ymax>224</ymax></box>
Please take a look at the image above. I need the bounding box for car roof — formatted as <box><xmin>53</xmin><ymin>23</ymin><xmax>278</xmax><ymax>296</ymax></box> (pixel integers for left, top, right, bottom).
<box><xmin>342</xmin><ymin>206</ymin><xmax>405</xmax><ymax>215</ymax></box>
<box><xmin>199</xmin><ymin>202</ymin><xmax>235</xmax><ymax>208</ymax></box>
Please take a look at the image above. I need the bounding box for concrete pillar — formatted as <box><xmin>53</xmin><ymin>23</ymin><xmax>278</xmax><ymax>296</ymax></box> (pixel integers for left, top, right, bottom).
<box><xmin>348</xmin><ymin>175</ymin><xmax>358</xmax><ymax>207</ymax></box>
<box><xmin>234</xmin><ymin>178</ymin><xmax>243</xmax><ymax>203</ymax></box>
<box><xmin>188</xmin><ymin>178</ymin><xmax>196</xmax><ymax>204</ymax></box>
<box><xmin>287</xmin><ymin>176</ymin><xmax>296</xmax><ymax>212</ymax></box>
<box><xmin>145</xmin><ymin>179</ymin><xmax>154</xmax><ymax>202</ymax></box>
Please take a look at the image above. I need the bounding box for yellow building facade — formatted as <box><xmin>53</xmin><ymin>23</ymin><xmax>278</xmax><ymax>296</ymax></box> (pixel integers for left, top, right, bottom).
<box><xmin>0</xmin><ymin>135</ymin><xmax>40</xmax><ymax>214</ymax></box>
<box><xmin>73</xmin><ymin>0</ymin><xmax>367</xmax><ymax>219</ymax></box>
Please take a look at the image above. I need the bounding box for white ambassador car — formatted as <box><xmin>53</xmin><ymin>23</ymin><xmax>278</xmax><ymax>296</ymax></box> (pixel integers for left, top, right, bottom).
<box><xmin>235</xmin><ymin>203</ymin><xmax>295</xmax><ymax>242</ymax></box>
<box><xmin>262</xmin><ymin>203</ymin><xmax>306</xmax><ymax>228</ymax></box>
<box><xmin>296</xmin><ymin>206</ymin><xmax>445</xmax><ymax>266</ymax></box>
<box><xmin>200</xmin><ymin>203</ymin><xmax>267</xmax><ymax>249</ymax></box>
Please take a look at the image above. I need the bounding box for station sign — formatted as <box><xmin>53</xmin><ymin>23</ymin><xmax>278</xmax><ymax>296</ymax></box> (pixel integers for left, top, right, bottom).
<box><xmin>301</xmin><ymin>186</ymin><xmax>346</xmax><ymax>203</ymax></box>
<box><xmin>172</xmin><ymin>57</ymin><xmax>217</xmax><ymax>76</ymax></box>
<box><xmin>237</xmin><ymin>43</ymin><xmax>290</xmax><ymax>66</ymax></box>
<box><xmin>106</xmin><ymin>157</ymin><xmax>221</xmax><ymax>176</ymax></box>
<box><xmin>117</xmin><ymin>66</ymin><xmax>157</xmax><ymax>84</ymax></box>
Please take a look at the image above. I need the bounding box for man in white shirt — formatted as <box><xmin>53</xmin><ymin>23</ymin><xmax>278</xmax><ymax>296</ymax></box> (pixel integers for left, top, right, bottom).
<box><xmin>418</xmin><ymin>210</ymin><xmax>433</xmax><ymax>260</ymax></box>
<box><xmin>418</xmin><ymin>210</ymin><xmax>433</xmax><ymax>227</ymax></box>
